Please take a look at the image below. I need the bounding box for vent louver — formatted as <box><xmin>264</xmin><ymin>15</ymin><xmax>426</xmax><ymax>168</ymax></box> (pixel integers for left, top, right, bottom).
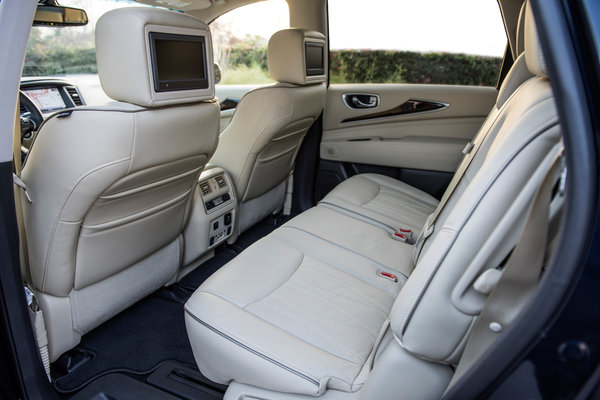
<box><xmin>65</xmin><ymin>86</ymin><xmax>83</xmax><ymax>106</ymax></box>
<box><xmin>20</xmin><ymin>103</ymin><xmax>28</xmax><ymax>114</ymax></box>
<box><xmin>215</xmin><ymin>175</ymin><xmax>227</xmax><ymax>189</ymax></box>
<box><xmin>199</xmin><ymin>181</ymin><xmax>212</xmax><ymax>196</ymax></box>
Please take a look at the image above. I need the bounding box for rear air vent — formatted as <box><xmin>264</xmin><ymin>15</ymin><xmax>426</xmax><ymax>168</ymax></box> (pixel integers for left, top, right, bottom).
<box><xmin>20</xmin><ymin>103</ymin><xmax>28</xmax><ymax>114</ymax></box>
<box><xmin>215</xmin><ymin>175</ymin><xmax>227</xmax><ymax>189</ymax></box>
<box><xmin>199</xmin><ymin>181</ymin><xmax>212</xmax><ymax>196</ymax></box>
<box><xmin>65</xmin><ymin>86</ymin><xmax>83</xmax><ymax>106</ymax></box>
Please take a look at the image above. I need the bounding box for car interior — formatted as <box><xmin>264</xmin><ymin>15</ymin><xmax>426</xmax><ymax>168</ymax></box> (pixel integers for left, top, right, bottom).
<box><xmin>9</xmin><ymin>0</ymin><xmax>572</xmax><ymax>399</ymax></box>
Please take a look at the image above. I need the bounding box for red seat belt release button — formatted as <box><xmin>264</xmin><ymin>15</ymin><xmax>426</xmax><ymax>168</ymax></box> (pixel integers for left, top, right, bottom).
<box><xmin>394</xmin><ymin>232</ymin><xmax>407</xmax><ymax>240</ymax></box>
<box><xmin>394</xmin><ymin>228</ymin><xmax>414</xmax><ymax>244</ymax></box>
<box><xmin>379</xmin><ymin>271</ymin><xmax>398</xmax><ymax>282</ymax></box>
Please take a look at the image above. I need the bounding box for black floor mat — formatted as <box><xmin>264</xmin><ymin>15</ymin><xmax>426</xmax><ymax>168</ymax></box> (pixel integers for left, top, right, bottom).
<box><xmin>53</xmin><ymin>213</ymin><xmax>293</xmax><ymax>394</ymax></box>
<box><xmin>53</xmin><ymin>295</ymin><xmax>196</xmax><ymax>393</ymax></box>
<box><xmin>178</xmin><ymin>250</ymin><xmax>236</xmax><ymax>291</ymax></box>
<box><xmin>69</xmin><ymin>373</ymin><xmax>182</xmax><ymax>400</ymax></box>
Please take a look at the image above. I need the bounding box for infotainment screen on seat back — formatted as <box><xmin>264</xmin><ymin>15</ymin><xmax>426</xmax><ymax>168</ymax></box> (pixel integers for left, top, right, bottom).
<box><xmin>149</xmin><ymin>32</ymin><xmax>209</xmax><ymax>92</ymax></box>
<box><xmin>305</xmin><ymin>42</ymin><xmax>324</xmax><ymax>76</ymax></box>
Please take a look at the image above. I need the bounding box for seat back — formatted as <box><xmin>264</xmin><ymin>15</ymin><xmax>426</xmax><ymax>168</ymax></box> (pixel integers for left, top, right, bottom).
<box><xmin>359</xmin><ymin>4</ymin><xmax>561</xmax><ymax>397</ymax></box>
<box><xmin>210</xmin><ymin>29</ymin><xmax>327</xmax><ymax>234</ymax></box>
<box><xmin>21</xmin><ymin>7</ymin><xmax>220</xmax><ymax>361</ymax></box>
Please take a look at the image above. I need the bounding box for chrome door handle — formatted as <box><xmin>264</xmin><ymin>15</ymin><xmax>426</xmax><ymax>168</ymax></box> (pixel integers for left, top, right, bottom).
<box><xmin>343</xmin><ymin>93</ymin><xmax>380</xmax><ymax>110</ymax></box>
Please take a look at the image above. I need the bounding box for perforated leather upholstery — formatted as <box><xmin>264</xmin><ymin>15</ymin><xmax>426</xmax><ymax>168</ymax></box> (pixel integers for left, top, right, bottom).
<box><xmin>21</xmin><ymin>7</ymin><xmax>219</xmax><ymax>361</ymax></box>
<box><xmin>209</xmin><ymin>29</ymin><xmax>327</xmax><ymax>235</ymax></box>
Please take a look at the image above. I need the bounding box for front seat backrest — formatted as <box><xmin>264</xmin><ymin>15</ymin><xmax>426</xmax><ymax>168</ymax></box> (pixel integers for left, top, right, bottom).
<box><xmin>21</xmin><ymin>7</ymin><xmax>219</xmax><ymax>361</ymax></box>
<box><xmin>209</xmin><ymin>29</ymin><xmax>327</xmax><ymax>235</ymax></box>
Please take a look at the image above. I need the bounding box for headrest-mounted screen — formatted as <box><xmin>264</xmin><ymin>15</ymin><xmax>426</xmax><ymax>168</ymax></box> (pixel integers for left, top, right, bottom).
<box><xmin>305</xmin><ymin>42</ymin><xmax>324</xmax><ymax>77</ymax></box>
<box><xmin>96</xmin><ymin>7</ymin><xmax>215</xmax><ymax>107</ymax></box>
<box><xmin>149</xmin><ymin>32</ymin><xmax>209</xmax><ymax>92</ymax></box>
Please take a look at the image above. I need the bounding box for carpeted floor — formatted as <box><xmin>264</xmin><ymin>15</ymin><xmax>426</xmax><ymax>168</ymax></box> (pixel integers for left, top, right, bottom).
<box><xmin>178</xmin><ymin>250</ymin><xmax>236</xmax><ymax>291</ymax></box>
<box><xmin>53</xmin><ymin>293</ymin><xmax>196</xmax><ymax>393</ymax></box>
<box><xmin>52</xmin><ymin>214</ymin><xmax>292</xmax><ymax>395</ymax></box>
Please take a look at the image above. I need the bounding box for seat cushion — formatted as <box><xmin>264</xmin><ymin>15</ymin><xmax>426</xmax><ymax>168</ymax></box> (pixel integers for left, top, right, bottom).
<box><xmin>283</xmin><ymin>205</ymin><xmax>414</xmax><ymax>276</ymax></box>
<box><xmin>319</xmin><ymin>173</ymin><xmax>439</xmax><ymax>233</ymax></box>
<box><xmin>184</xmin><ymin>224</ymin><xmax>406</xmax><ymax>395</ymax></box>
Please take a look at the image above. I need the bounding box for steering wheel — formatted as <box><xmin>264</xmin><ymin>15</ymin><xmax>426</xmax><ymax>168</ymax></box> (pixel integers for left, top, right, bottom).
<box><xmin>19</xmin><ymin>90</ymin><xmax>44</xmax><ymax>151</ymax></box>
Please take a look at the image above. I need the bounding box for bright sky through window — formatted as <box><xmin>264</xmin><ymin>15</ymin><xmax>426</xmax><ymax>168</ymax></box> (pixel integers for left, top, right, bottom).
<box><xmin>329</xmin><ymin>0</ymin><xmax>506</xmax><ymax>56</ymax></box>
<box><xmin>44</xmin><ymin>0</ymin><xmax>506</xmax><ymax>57</ymax></box>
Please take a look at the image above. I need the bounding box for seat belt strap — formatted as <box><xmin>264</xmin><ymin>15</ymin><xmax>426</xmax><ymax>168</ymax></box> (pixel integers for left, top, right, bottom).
<box><xmin>419</xmin><ymin>97</ymin><xmax>513</xmax><ymax>256</ymax></box>
<box><xmin>12</xmin><ymin>100</ymin><xmax>32</xmax><ymax>280</ymax></box>
<box><xmin>13</xmin><ymin>98</ymin><xmax>50</xmax><ymax>380</ymax></box>
<box><xmin>413</xmin><ymin>97</ymin><xmax>534</xmax><ymax>264</ymax></box>
<box><xmin>412</xmin><ymin>213</ymin><xmax>434</xmax><ymax>265</ymax></box>
<box><xmin>448</xmin><ymin>150</ymin><xmax>565</xmax><ymax>389</ymax></box>
<box><xmin>424</xmin><ymin>137</ymin><xmax>485</xmax><ymax>234</ymax></box>
<box><xmin>411</xmin><ymin>126</ymin><xmax>490</xmax><ymax>265</ymax></box>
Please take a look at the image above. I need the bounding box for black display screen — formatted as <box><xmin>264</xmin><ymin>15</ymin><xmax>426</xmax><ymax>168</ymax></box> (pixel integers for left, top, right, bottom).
<box><xmin>305</xmin><ymin>42</ymin><xmax>324</xmax><ymax>76</ymax></box>
<box><xmin>149</xmin><ymin>32</ymin><xmax>208</xmax><ymax>92</ymax></box>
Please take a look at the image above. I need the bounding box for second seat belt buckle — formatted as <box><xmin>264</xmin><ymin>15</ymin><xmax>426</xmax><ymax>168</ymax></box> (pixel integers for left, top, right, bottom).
<box><xmin>392</xmin><ymin>228</ymin><xmax>414</xmax><ymax>244</ymax></box>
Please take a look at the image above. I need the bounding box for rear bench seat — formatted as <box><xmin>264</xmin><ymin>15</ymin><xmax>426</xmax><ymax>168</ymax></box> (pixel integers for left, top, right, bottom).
<box><xmin>185</xmin><ymin>4</ymin><xmax>562</xmax><ymax>399</ymax></box>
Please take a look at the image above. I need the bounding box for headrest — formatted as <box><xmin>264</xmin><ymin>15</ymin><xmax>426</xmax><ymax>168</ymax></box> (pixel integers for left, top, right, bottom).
<box><xmin>267</xmin><ymin>29</ymin><xmax>327</xmax><ymax>85</ymax></box>
<box><xmin>96</xmin><ymin>7</ymin><xmax>215</xmax><ymax>107</ymax></box>
<box><xmin>524</xmin><ymin>2</ymin><xmax>547</xmax><ymax>78</ymax></box>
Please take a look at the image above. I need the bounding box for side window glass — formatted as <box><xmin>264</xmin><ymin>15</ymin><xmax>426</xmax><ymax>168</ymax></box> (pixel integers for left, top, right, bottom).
<box><xmin>210</xmin><ymin>0</ymin><xmax>289</xmax><ymax>85</ymax></box>
<box><xmin>328</xmin><ymin>0</ymin><xmax>507</xmax><ymax>86</ymax></box>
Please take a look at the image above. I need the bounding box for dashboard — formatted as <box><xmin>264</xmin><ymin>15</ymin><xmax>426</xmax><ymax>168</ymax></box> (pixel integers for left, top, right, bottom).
<box><xmin>22</xmin><ymin>87</ymin><xmax>68</xmax><ymax>112</ymax></box>
<box><xmin>20</xmin><ymin>78</ymin><xmax>86</xmax><ymax>115</ymax></box>
<box><xmin>19</xmin><ymin>78</ymin><xmax>87</xmax><ymax>154</ymax></box>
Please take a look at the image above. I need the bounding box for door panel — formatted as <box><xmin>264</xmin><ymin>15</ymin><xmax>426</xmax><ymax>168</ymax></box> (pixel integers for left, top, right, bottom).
<box><xmin>321</xmin><ymin>84</ymin><xmax>497</xmax><ymax>173</ymax></box>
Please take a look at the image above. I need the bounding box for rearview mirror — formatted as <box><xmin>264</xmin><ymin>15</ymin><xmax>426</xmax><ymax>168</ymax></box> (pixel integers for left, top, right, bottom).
<box><xmin>33</xmin><ymin>1</ymin><xmax>88</xmax><ymax>27</ymax></box>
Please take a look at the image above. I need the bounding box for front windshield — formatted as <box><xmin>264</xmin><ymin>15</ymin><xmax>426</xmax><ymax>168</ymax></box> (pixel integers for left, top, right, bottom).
<box><xmin>23</xmin><ymin>0</ymin><xmax>142</xmax><ymax>77</ymax></box>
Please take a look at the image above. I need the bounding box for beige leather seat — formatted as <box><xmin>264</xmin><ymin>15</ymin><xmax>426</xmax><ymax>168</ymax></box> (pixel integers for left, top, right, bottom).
<box><xmin>209</xmin><ymin>29</ymin><xmax>327</xmax><ymax>235</ymax></box>
<box><xmin>185</xmin><ymin>4</ymin><xmax>562</xmax><ymax>399</ymax></box>
<box><xmin>320</xmin><ymin>173</ymin><xmax>440</xmax><ymax>233</ymax></box>
<box><xmin>21</xmin><ymin>8</ymin><xmax>219</xmax><ymax>361</ymax></box>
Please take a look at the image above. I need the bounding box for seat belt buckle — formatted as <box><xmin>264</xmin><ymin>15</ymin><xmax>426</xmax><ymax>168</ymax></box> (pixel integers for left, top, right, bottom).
<box><xmin>392</xmin><ymin>232</ymin><xmax>408</xmax><ymax>243</ymax></box>
<box><xmin>379</xmin><ymin>271</ymin><xmax>398</xmax><ymax>282</ymax></box>
<box><xmin>398</xmin><ymin>228</ymin><xmax>413</xmax><ymax>242</ymax></box>
<box><xmin>393</xmin><ymin>228</ymin><xmax>414</xmax><ymax>244</ymax></box>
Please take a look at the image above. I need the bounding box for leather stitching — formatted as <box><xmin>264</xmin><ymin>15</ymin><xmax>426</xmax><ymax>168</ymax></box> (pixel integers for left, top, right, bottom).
<box><xmin>184</xmin><ymin>307</ymin><xmax>321</xmax><ymax>387</ymax></box>
<box><xmin>256</xmin><ymin>285</ymin><xmax>380</xmax><ymax>341</ymax></box>
<box><xmin>279</xmin><ymin>226</ymin><xmax>410</xmax><ymax>282</ymax></box>
<box><xmin>248</xmin><ymin>300</ymin><xmax>366</xmax><ymax>364</ymax></box>
<box><xmin>298</xmin><ymin>263</ymin><xmax>393</xmax><ymax>315</ymax></box>
<box><xmin>41</xmin><ymin>157</ymin><xmax>130</xmax><ymax>292</ymax></box>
